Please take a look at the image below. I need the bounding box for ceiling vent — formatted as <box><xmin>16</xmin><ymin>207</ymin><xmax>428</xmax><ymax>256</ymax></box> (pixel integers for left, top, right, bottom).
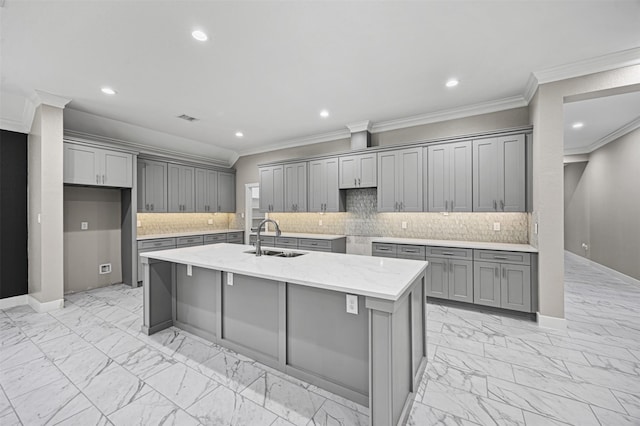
<box><xmin>177</xmin><ymin>114</ymin><xmax>198</xmax><ymax>122</ymax></box>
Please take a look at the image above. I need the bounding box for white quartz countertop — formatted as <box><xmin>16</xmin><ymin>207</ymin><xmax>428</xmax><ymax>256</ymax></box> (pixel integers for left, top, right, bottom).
<box><xmin>250</xmin><ymin>232</ymin><xmax>346</xmax><ymax>240</ymax></box>
<box><xmin>372</xmin><ymin>237</ymin><xmax>538</xmax><ymax>253</ymax></box>
<box><xmin>137</xmin><ymin>229</ymin><xmax>243</xmax><ymax>241</ymax></box>
<box><xmin>142</xmin><ymin>243</ymin><xmax>427</xmax><ymax>301</ymax></box>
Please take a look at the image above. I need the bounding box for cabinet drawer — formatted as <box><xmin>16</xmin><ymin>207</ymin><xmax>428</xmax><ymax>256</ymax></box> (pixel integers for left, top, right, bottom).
<box><xmin>177</xmin><ymin>235</ymin><xmax>204</xmax><ymax>246</ymax></box>
<box><xmin>227</xmin><ymin>238</ymin><xmax>243</xmax><ymax>244</ymax></box>
<box><xmin>250</xmin><ymin>235</ymin><xmax>275</xmax><ymax>246</ymax></box>
<box><xmin>474</xmin><ymin>250</ymin><xmax>530</xmax><ymax>265</ymax></box>
<box><xmin>397</xmin><ymin>245</ymin><xmax>426</xmax><ymax>260</ymax></box>
<box><xmin>372</xmin><ymin>243</ymin><xmax>397</xmax><ymax>258</ymax></box>
<box><xmin>226</xmin><ymin>232</ymin><xmax>243</xmax><ymax>241</ymax></box>
<box><xmin>298</xmin><ymin>239</ymin><xmax>331</xmax><ymax>250</ymax></box>
<box><xmin>204</xmin><ymin>234</ymin><xmax>227</xmax><ymax>244</ymax></box>
<box><xmin>138</xmin><ymin>238</ymin><xmax>176</xmax><ymax>250</ymax></box>
<box><xmin>275</xmin><ymin>237</ymin><xmax>298</xmax><ymax>247</ymax></box>
<box><xmin>425</xmin><ymin>246</ymin><xmax>472</xmax><ymax>260</ymax></box>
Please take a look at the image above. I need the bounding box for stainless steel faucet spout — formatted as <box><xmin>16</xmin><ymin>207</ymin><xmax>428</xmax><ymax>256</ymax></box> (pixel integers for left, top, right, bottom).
<box><xmin>255</xmin><ymin>219</ymin><xmax>281</xmax><ymax>256</ymax></box>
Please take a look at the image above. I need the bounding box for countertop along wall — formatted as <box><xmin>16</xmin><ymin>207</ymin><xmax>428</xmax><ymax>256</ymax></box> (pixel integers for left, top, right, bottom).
<box><xmin>137</xmin><ymin>213</ymin><xmax>235</xmax><ymax>236</ymax></box>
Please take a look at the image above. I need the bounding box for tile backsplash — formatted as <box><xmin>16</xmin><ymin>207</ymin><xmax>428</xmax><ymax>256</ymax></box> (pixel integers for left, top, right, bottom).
<box><xmin>137</xmin><ymin>213</ymin><xmax>233</xmax><ymax>236</ymax></box>
<box><xmin>268</xmin><ymin>188</ymin><xmax>529</xmax><ymax>243</ymax></box>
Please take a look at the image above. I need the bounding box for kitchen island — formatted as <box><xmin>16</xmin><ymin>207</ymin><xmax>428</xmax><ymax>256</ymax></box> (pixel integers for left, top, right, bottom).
<box><xmin>141</xmin><ymin>243</ymin><xmax>428</xmax><ymax>426</ymax></box>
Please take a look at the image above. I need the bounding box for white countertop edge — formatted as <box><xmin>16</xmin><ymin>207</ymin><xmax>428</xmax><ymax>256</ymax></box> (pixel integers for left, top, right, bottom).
<box><xmin>137</xmin><ymin>229</ymin><xmax>244</xmax><ymax>241</ymax></box>
<box><xmin>372</xmin><ymin>237</ymin><xmax>538</xmax><ymax>253</ymax></box>
<box><xmin>249</xmin><ymin>232</ymin><xmax>347</xmax><ymax>240</ymax></box>
<box><xmin>141</xmin><ymin>244</ymin><xmax>427</xmax><ymax>301</ymax></box>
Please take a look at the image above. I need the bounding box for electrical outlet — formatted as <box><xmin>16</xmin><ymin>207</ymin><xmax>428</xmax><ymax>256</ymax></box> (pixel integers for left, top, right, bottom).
<box><xmin>346</xmin><ymin>294</ymin><xmax>358</xmax><ymax>315</ymax></box>
<box><xmin>187</xmin><ymin>264</ymin><xmax>193</xmax><ymax>276</ymax></box>
<box><xmin>241</xmin><ymin>212</ymin><xmax>245</xmax><ymax>218</ymax></box>
<box><xmin>81</xmin><ymin>222</ymin><xmax>89</xmax><ymax>230</ymax></box>
<box><xmin>208</xmin><ymin>219</ymin><xmax>213</xmax><ymax>225</ymax></box>
<box><xmin>401</xmin><ymin>221</ymin><xmax>407</xmax><ymax>229</ymax></box>
<box><xmin>37</xmin><ymin>213</ymin><xmax>41</xmax><ymax>224</ymax></box>
<box><xmin>227</xmin><ymin>272</ymin><xmax>234</xmax><ymax>286</ymax></box>
<box><xmin>493</xmin><ymin>222</ymin><xmax>501</xmax><ymax>231</ymax></box>
<box><xmin>99</xmin><ymin>263</ymin><xmax>111</xmax><ymax>274</ymax></box>
<box><xmin>136</xmin><ymin>220</ymin><xmax>141</xmax><ymax>227</ymax></box>
<box><xmin>318</xmin><ymin>220</ymin><xmax>323</xmax><ymax>226</ymax></box>
<box><xmin>534</xmin><ymin>223</ymin><xmax>539</xmax><ymax>234</ymax></box>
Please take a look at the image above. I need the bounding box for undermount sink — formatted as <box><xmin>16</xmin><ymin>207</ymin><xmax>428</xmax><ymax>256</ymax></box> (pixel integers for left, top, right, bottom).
<box><xmin>244</xmin><ymin>249</ymin><xmax>307</xmax><ymax>258</ymax></box>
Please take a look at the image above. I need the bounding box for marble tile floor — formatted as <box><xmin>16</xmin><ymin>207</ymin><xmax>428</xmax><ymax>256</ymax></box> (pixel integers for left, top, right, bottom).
<box><xmin>1</xmin><ymin>251</ymin><xmax>639</xmax><ymax>425</ymax></box>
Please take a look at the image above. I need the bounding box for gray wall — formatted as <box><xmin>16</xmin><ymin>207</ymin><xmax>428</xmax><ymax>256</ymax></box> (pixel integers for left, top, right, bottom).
<box><xmin>564</xmin><ymin>128</ymin><xmax>640</xmax><ymax>280</ymax></box>
<box><xmin>234</xmin><ymin>108</ymin><xmax>531</xmax><ymax>213</ymax></box>
<box><xmin>63</xmin><ymin>186</ymin><xmax>123</xmax><ymax>293</ymax></box>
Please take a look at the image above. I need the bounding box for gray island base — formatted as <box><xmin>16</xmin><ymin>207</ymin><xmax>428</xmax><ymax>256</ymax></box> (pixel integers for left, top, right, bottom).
<box><xmin>141</xmin><ymin>243</ymin><xmax>428</xmax><ymax>426</ymax></box>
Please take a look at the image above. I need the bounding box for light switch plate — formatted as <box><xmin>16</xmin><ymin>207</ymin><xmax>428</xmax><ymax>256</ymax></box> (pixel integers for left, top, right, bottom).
<box><xmin>346</xmin><ymin>294</ymin><xmax>358</xmax><ymax>315</ymax></box>
<box><xmin>187</xmin><ymin>264</ymin><xmax>192</xmax><ymax>276</ymax></box>
<box><xmin>81</xmin><ymin>222</ymin><xmax>88</xmax><ymax>230</ymax></box>
<box><xmin>227</xmin><ymin>272</ymin><xmax>234</xmax><ymax>286</ymax></box>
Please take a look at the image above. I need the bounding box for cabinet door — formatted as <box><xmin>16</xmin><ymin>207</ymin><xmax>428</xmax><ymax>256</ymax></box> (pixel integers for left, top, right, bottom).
<box><xmin>473</xmin><ymin>261</ymin><xmax>501</xmax><ymax>307</ymax></box>
<box><xmin>427</xmin><ymin>145</ymin><xmax>449</xmax><ymax>212</ymax></box>
<box><xmin>272</xmin><ymin>165</ymin><xmax>284</xmax><ymax>212</ymax></box>
<box><xmin>167</xmin><ymin>164</ymin><xmax>182</xmax><ymax>212</ymax></box>
<box><xmin>308</xmin><ymin>160</ymin><xmax>325</xmax><ymax>212</ymax></box>
<box><xmin>103</xmin><ymin>150</ymin><xmax>132</xmax><ymax>188</ymax></box>
<box><xmin>63</xmin><ymin>144</ymin><xmax>100</xmax><ymax>185</ymax></box>
<box><xmin>398</xmin><ymin>148</ymin><xmax>423</xmax><ymax>211</ymax></box>
<box><xmin>207</xmin><ymin>170</ymin><xmax>219</xmax><ymax>212</ymax></box>
<box><xmin>217</xmin><ymin>172</ymin><xmax>235</xmax><ymax>212</ymax></box>
<box><xmin>498</xmin><ymin>135</ymin><xmax>526</xmax><ymax>212</ymax></box>
<box><xmin>449</xmin><ymin>141</ymin><xmax>472</xmax><ymax>212</ymax></box>
<box><xmin>284</xmin><ymin>162</ymin><xmax>306</xmax><ymax>212</ymax></box>
<box><xmin>339</xmin><ymin>156</ymin><xmax>358</xmax><ymax>189</ymax></box>
<box><xmin>358</xmin><ymin>153</ymin><xmax>377</xmax><ymax>188</ymax></box>
<box><xmin>448</xmin><ymin>259</ymin><xmax>473</xmax><ymax>303</ymax></box>
<box><xmin>473</xmin><ymin>138</ymin><xmax>498</xmax><ymax>212</ymax></box>
<box><xmin>137</xmin><ymin>160</ymin><xmax>147</xmax><ymax>211</ymax></box>
<box><xmin>324</xmin><ymin>158</ymin><xmax>341</xmax><ymax>212</ymax></box>
<box><xmin>501</xmin><ymin>264</ymin><xmax>531</xmax><ymax>312</ymax></box>
<box><xmin>377</xmin><ymin>151</ymin><xmax>398</xmax><ymax>212</ymax></box>
<box><xmin>425</xmin><ymin>257</ymin><xmax>449</xmax><ymax>299</ymax></box>
<box><xmin>182</xmin><ymin>166</ymin><xmax>195</xmax><ymax>212</ymax></box>
<box><xmin>259</xmin><ymin>167</ymin><xmax>274</xmax><ymax>212</ymax></box>
<box><xmin>195</xmin><ymin>168</ymin><xmax>209</xmax><ymax>212</ymax></box>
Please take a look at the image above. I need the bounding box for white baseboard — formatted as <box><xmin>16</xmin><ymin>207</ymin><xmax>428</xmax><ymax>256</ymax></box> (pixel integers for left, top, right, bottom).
<box><xmin>537</xmin><ymin>313</ymin><xmax>567</xmax><ymax>330</ymax></box>
<box><xmin>565</xmin><ymin>250</ymin><xmax>640</xmax><ymax>286</ymax></box>
<box><xmin>28</xmin><ymin>296</ymin><xmax>64</xmax><ymax>313</ymax></box>
<box><xmin>0</xmin><ymin>294</ymin><xmax>28</xmax><ymax>310</ymax></box>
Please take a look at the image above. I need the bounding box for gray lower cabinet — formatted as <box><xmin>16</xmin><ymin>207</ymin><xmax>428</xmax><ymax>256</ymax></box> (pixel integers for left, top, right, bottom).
<box><xmin>168</xmin><ymin>164</ymin><xmax>195</xmax><ymax>212</ymax></box>
<box><xmin>284</xmin><ymin>162</ymin><xmax>307</xmax><ymax>212</ymax></box>
<box><xmin>473</xmin><ymin>250</ymin><xmax>532</xmax><ymax>312</ymax></box>
<box><xmin>137</xmin><ymin>238</ymin><xmax>176</xmax><ymax>283</ymax></box>
<box><xmin>426</xmin><ymin>141</ymin><xmax>472</xmax><ymax>212</ymax></box>
<box><xmin>473</xmin><ymin>135</ymin><xmax>526</xmax><ymax>212</ymax></box>
<box><xmin>308</xmin><ymin>157</ymin><xmax>345</xmax><ymax>212</ymax></box>
<box><xmin>377</xmin><ymin>148</ymin><xmax>423</xmax><ymax>212</ymax></box>
<box><xmin>137</xmin><ymin>159</ymin><xmax>167</xmax><ymax>212</ymax></box>
<box><xmin>259</xmin><ymin>165</ymin><xmax>284</xmax><ymax>213</ymax></box>
<box><xmin>250</xmin><ymin>235</ymin><xmax>347</xmax><ymax>253</ymax></box>
<box><xmin>424</xmin><ymin>247</ymin><xmax>473</xmax><ymax>303</ymax></box>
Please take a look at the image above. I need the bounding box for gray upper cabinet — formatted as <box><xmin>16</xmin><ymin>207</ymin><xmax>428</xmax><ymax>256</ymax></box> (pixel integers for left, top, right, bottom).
<box><xmin>64</xmin><ymin>143</ymin><xmax>133</xmax><ymax>188</ymax></box>
<box><xmin>426</xmin><ymin>141</ymin><xmax>472</xmax><ymax>212</ymax></box>
<box><xmin>377</xmin><ymin>148</ymin><xmax>422</xmax><ymax>212</ymax></box>
<box><xmin>137</xmin><ymin>159</ymin><xmax>167</xmax><ymax>212</ymax></box>
<box><xmin>338</xmin><ymin>153</ymin><xmax>377</xmax><ymax>189</ymax></box>
<box><xmin>284</xmin><ymin>162</ymin><xmax>307</xmax><ymax>212</ymax></box>
<box><xmin>168</xmin><ymin>164</ymin><xmax>195</xmax><ymax>212</ymax></box>
<box><xmin>308</xmin><ymin>158</ymin><xmax>345</xmax><ymax>212</ymax></box>
<box><xmin>195</xmin><ymin>168</ymin><xmax>217</xmax><ymax>213</ymax></box>
<box><xmin>259</xmin><ymin>165</ymin><xmax>284</xmax><ymax>213</ymax></box>
<box><xmin>217</xmin><ymin>172</ymin><xmax>235</xmax><ymax>212</ymax></box>
<box><xmin>473</xmin><ymin>135</ymin><xmax>526</xmax><ymax>212</ymax></box>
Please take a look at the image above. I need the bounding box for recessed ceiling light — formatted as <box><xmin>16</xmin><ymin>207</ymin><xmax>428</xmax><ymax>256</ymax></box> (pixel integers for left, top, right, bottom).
<box><xmin>320</xmin><ymin>110</ymin><xmax>329</xmax><ymax>118</ymax></box>
<box><xmin>192</xmin><ymin>30</ymin><xmax>208</xmax><ymax>42</ymax></box>
<box><xmin>572</xmin><ymin>122</ymin><xmax>584</xmax><ymax>129</ymax></box>
<box><xmin>445</xmin><ymin>79</ymin><xmax>459</xmax><ymax>88</ymax></box>
<box><xmin>101</xmin><ymin>87</ymin><xmax>116</xmax><ymax>95</ymax></box>
<box><xmin>235</xmin><ymin>132</ymin><xmax>244</xmax><ymax>138</ymax></box>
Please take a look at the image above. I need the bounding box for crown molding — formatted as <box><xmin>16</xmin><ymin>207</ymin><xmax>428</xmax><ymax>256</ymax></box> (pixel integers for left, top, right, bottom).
<box><xmin>523</xmin><ymin>73</ymin><xmax>539</xmax><ymax>104</ymax></box>
<box><xmin>563</xmin><ymin>154</ymin><xmax>590</xmax><ymax>164</ymax></box>
<box><xmin>346</xmin><ymin>120</ymin><xmax>372</xmax><ymax>133</ymax></box>
<box><xmin>533</xmin><ymin>47</ymin><xmax>640</xmax><ymax>85</ymax></box>
<box><xmin>228</xmin><ymin>152</ymin><xmax>240</xmax><ymax>167</ymax></box>
<box><xmin>34</xmin><ymin>89</ymin><xmax>72</xmax><ymax>109</ymax></box>
<box><xmin>370</xmin><ymin>96</ymin><xmax>528</xmax><ymax>134</ymax></box>
<box><xmin>564</xmin><ymin>115</ymin><xmax>640</xmax><ymax>156</ymax></box>
<box><xmin>236</xmin><ymin>128</ymin><xmax>350</xmax><ymax>157</ymax></box>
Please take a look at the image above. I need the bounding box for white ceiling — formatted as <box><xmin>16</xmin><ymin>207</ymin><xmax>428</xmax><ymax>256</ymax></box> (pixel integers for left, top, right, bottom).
<box><xmin>2</xmin><ymin>1</ymin><xmax>640</xmax><ymax>165</ymax></box>
<box><xmin>564</xmin><ymin>91</ymin><xmax>640</xmax><ymax>155</ymax></box>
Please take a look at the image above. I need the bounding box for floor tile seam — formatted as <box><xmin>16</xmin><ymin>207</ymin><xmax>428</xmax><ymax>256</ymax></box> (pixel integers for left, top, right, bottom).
<box><xmin>432</xmin><ymin>346</ymin><xmax>515</xmax><ymax>383</ymax></box>
<box><xmin>0</xmin><ymin>381</ymin><xmax>24</xmax><ymax>426</ymax></box>
<box><xmin>608</xmin><ymin>391</ymin><xmax>638</xmax><ymax>419</ymax></box>
<box><xmin>548</xmin><ymin>336</ymin><xmax>639</xmax><ymax>359</ymax></box>
<box><xmin>308</xmin><ymin>388</ymin><xmax>369</xmax><ymax>418</ymax></box>
<box><xmin>412</xmin><ymin>400</ymin><xmax>483</xmax><ymax>426</ymax></box>
<box><xmin>481</xmin><ymin>340</ymin><xmax>573</xmax><ymax>373</ymax></box>
<box><xmin>581</xmin><ymin>351</ymin><xmax>640</xmax><ymax>374</ymax></box>
<box><xmin>563</xmin><ymin>356</ymin><xmax>640</xmax><ymax>380</ymax></box>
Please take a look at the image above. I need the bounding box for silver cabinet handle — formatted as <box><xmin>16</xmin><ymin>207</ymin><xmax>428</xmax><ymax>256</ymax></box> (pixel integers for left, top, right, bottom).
<box><xmin>451</xmin><ymin>200</ymin><xmax>454</xmax><ymax>210</ymax></box>
<box><xmin>400</xmin><ymin>201</ymin><xmax>404</xmax><ymax>211</ymax></box>
<box><xmin>500</xmin><ymin>200</ymin><xmax>505</xmax><ymax>211</ymax></box>
<box><xmin>493</xmin><ymin>256</ymin><xmax>507</xmax><ymax>260</ymax></box>
<box><xmin>354</xmin><ymin>178</ymin><xmax>357</xmax><ymax>186</ymax></box>
<box><xmin>358</xmin><ymin>178</ymin><xmax>361</xmax><ymax>186</ymax></box>
<box><xmin>441</xmin><ymin>252</ymin><xmax>454</xmax><ymax>256</ymax></box>
<box><xmin>445</xmin><ymin>200</ymin><xmax>448</xmax><ymax>211</ymax></box>
<box><xmin>218</xmin><ymin>205</ymin><xmax>221</xmax><ymax>212</ymax></box>
<box><xmin>493</xmin><ymin>200</ymin><xmax>497</xmax><ymax>211</ymax></box>
<box><xmin>102</xmin><ymin>175</ymin><xmax>105</xmax><ymax>184</ymax></box>
<box><xmin>145</xmin><ymin>204</ymin><xmax>149</xmax><ymax>210</ymax></box>
<box><xmin>395</xmin><ymin>202</ymin><xmax>399</xmax><ymax>211</ymax></box>
<box><xmin>151</xmin><ymin>204</ymin><xmax>154</xmax><ymax>211</ymax></box>
<box><xmin>96</xmin><ymin>174</ymin><xmax>100</xmax><ymax>184</ymax></box>
<box><xmin>495</xmin><ymin>267</ymin><xmax>499</xmax><ymax>278</ymax></box>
